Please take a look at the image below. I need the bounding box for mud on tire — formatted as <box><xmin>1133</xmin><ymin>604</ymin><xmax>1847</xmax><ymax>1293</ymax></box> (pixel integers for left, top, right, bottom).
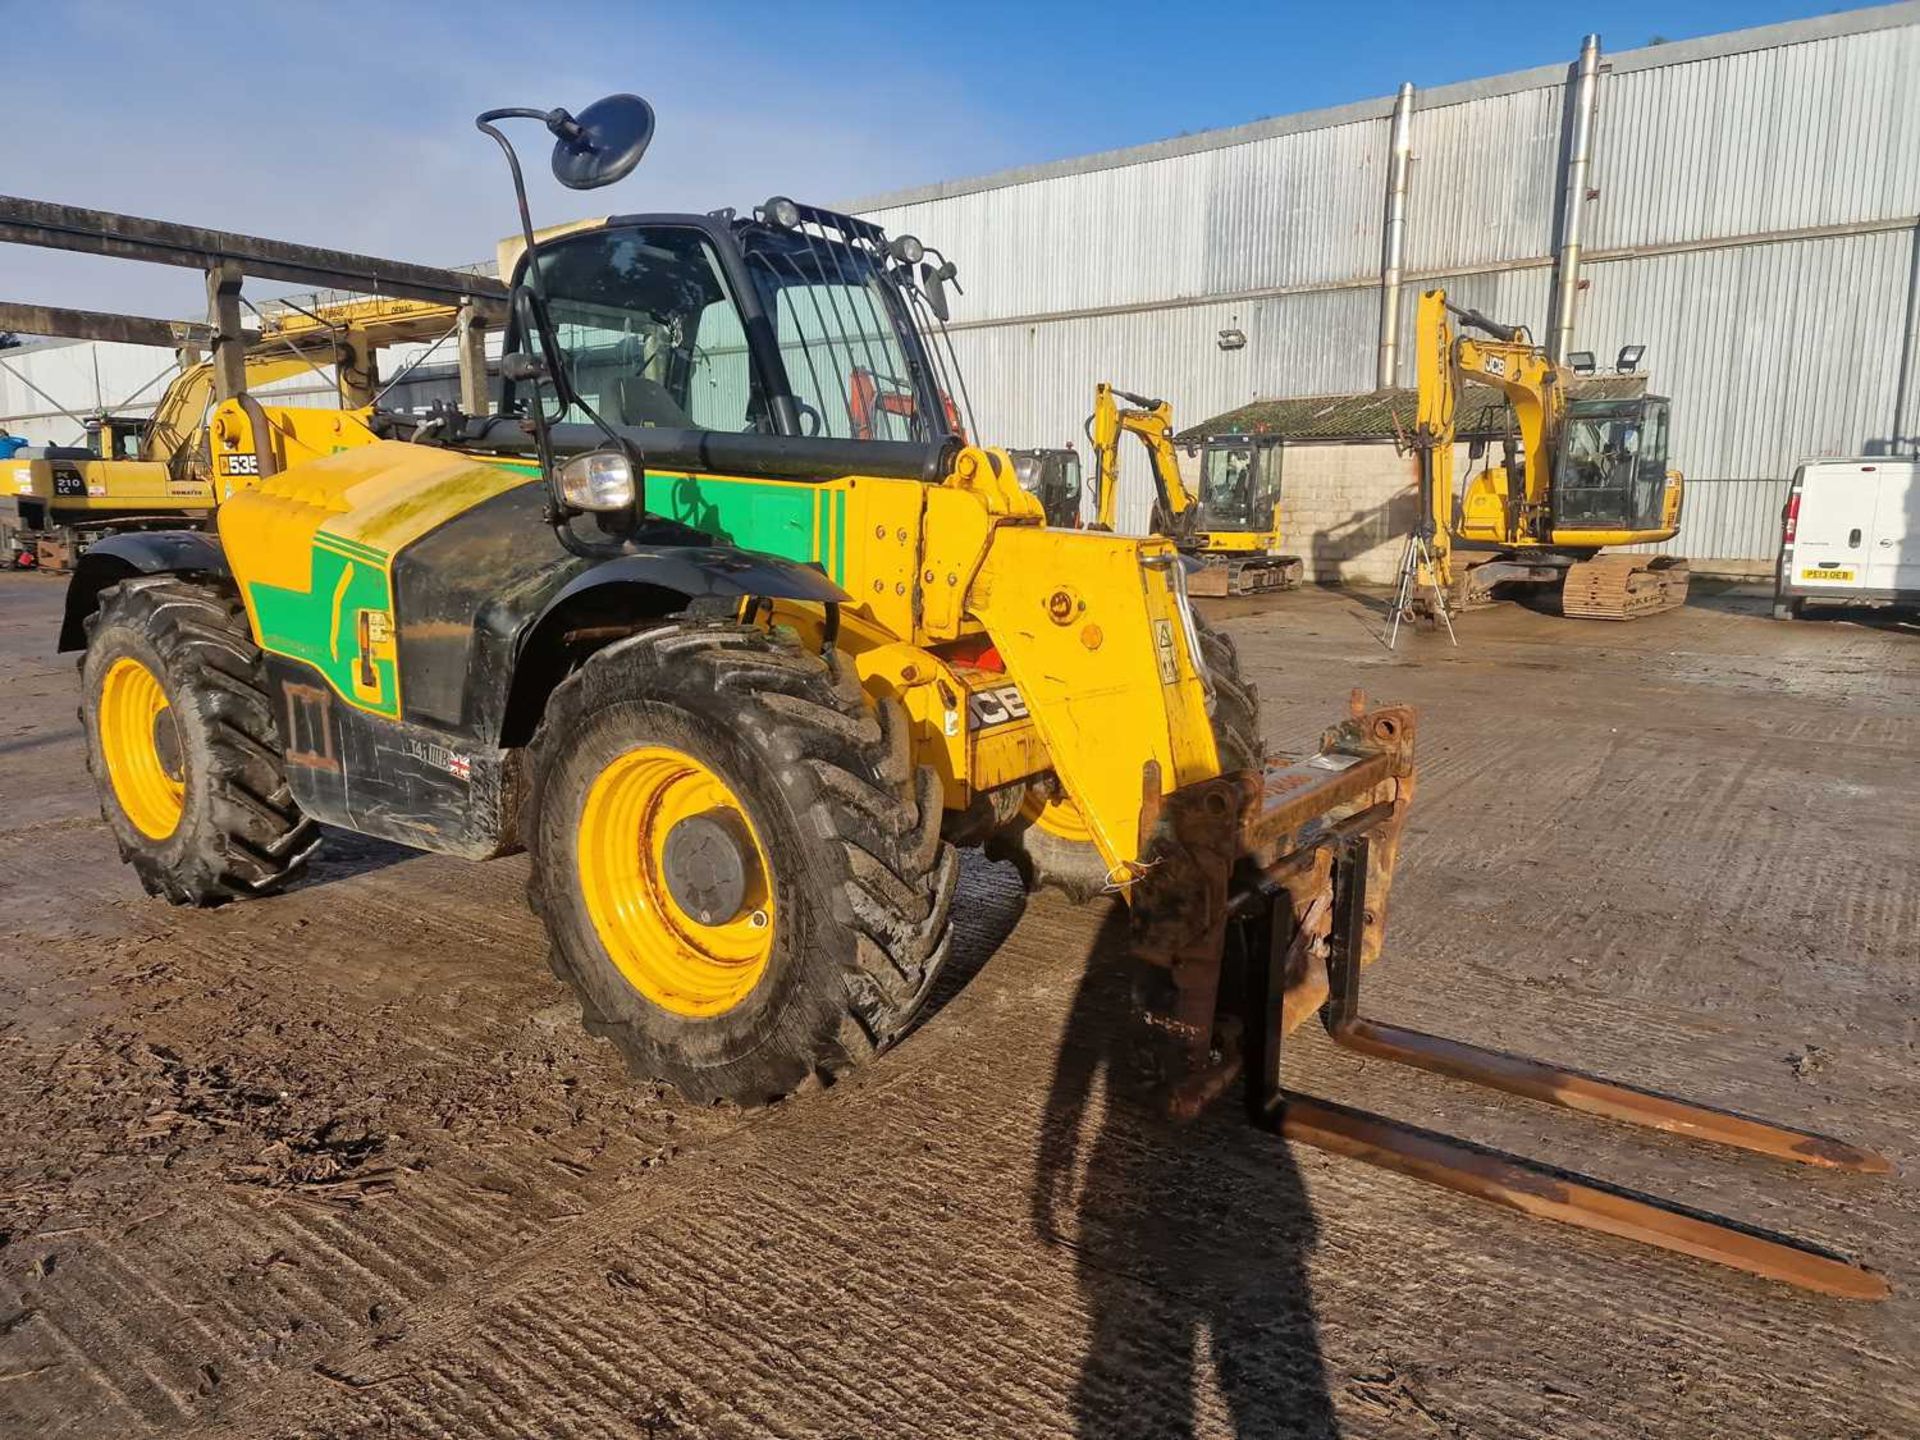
<box><xmin>81</xmin><ymin>577</ymin><xmax>320</xmax><ymax>905</ymax></box>
<box><xmin>987</xmin><ymin>610</ymin><xmax>1262</xmax><ymax>902</ymax></box>
<box><xmin>525</xmin><ymin>621</ymin><xmax>958</xmax><ymax>1106</ymax></box>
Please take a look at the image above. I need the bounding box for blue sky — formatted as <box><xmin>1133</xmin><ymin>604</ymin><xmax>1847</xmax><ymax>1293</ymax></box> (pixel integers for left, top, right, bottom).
<box><xmin>0</xmin><ymin>0</ymin><xmax>1861</xmax><ymax>317</ymax></box>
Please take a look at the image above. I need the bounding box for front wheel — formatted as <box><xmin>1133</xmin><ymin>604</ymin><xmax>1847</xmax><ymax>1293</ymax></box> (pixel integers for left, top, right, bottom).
<box><xmin>80</xmin><ymin>577</ymin><xmax>319</xmax><ymax>904</ymax></box>
<box><xmin>526</xmin><ymin>621</ymin><xmax>957</xmax><ymax>1105</ymax></box>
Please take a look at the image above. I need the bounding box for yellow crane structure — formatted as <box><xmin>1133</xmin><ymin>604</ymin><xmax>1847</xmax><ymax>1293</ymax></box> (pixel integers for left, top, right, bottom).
<box><xmin>1412</xmin><ymin>288</ymin><xmax>1688</xmax><ymax>619</ymax></box>
<box><xmin>1088</xmin><ymin>382</ymin><xmax>1302</xmax><ymax>595</ymax></box>
<box><xmin>4</xmin><ymin>296</ymin><xmax>464</xmax><ymax>570</ymax></box>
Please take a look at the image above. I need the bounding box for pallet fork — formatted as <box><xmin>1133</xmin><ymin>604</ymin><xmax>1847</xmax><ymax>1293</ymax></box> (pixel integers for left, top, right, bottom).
<box><xmin>1132</xmin><ymin>695</ymin><xmax>1889</xmax><ymax>1301</ymax></box>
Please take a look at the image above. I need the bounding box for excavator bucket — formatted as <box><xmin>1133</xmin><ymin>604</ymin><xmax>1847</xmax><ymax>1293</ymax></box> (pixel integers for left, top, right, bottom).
<box><xmin>1129</xmin><ymin>692</ymin><xmax>1889</xmax><ymax>1300</ymax></box>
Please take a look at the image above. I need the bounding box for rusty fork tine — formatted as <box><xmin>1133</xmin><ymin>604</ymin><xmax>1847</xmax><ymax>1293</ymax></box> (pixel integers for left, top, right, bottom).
<box><xmin>1326</xmin><ymin>1018</ymin><xmax>1890</xmax><ymax>1174</ymax></box>
<box><xmin>1267</xmin><ymin>1092</ymin><xmax>1891</xmax><ymax>1301</ymax></box>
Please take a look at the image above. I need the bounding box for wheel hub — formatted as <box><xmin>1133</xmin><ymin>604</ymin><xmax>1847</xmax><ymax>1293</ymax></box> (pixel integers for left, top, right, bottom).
<box><xmin>151</xmin><ymin>708</ymin><xmax>185</xmax><ymax>782</ymax></box>
<box><xmin>661</xmin><ymin>808</ymin><xmax>756</xmax><ymax>926</ymax></box>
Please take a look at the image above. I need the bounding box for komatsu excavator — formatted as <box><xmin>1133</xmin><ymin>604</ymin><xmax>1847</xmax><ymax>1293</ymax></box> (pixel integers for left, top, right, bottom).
<box><xmin>1088</xmin><ymin>383</ymin><xmax>1303</xmax><ymax>595</ymax></box>
<box><xmin>4</xmin><ymin>296</ymin><xmax>462</xmax><ymax>570</ymax></box>
<box><xmin>1413</xmin><ymin>289</ymin><xmax>1688</xmax><ymax>619</ymax></box>
<box><xmin>54</xmin><ymin>94</ymin><xmax>1885</xmax><ymax>1301</ymax></box>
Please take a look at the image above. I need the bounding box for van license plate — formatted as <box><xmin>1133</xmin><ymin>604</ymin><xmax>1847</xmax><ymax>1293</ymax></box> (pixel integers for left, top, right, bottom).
<box><xmin>1800</xmin><ymin>566</ymin><xmax>1855</xmax><ymax>582</ymax></box>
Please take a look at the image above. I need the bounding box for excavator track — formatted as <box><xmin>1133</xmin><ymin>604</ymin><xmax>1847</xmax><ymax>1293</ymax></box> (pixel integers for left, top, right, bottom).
<box><xmin>1562</xmin><ymin>553</ymin><xmax>1690</xmax><ymax>620</ymax></box>
<box><xmin>1187</xmin><ymin>554</ymin><xmax>1305</xmax><ymax>597</ymax></box>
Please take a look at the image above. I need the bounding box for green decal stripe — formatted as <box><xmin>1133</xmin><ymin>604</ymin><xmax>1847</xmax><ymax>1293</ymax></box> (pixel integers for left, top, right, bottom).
<box><xmin>646</xmin><ymin>472</ymin><xmax>825</xmax><ymax>572</ymax></box>
<box><xmin>478</xmin><ymin>461</ymin><xmax>851</xmax><ymax>579</ymax></box>
<box><xmin>831</xmin><ymin>489</ymin><xmax>847</xmax><ymax>585</ymax></box>
<box><xmin>315</xmin><ymin>532</ymin><xmax>386</xmax><ymax>566</ymax></box>
<box><xmin>246</xmin><ymin>548</ymin><xmax>399</xmax><ymax>719</ymax></box>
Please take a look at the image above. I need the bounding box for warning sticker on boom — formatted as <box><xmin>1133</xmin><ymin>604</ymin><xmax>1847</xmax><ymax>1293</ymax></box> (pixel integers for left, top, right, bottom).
<box><xmin>1153</xmin><ymin>619</ymin><xmax>1179</xmax><ymax>684</ymax></box>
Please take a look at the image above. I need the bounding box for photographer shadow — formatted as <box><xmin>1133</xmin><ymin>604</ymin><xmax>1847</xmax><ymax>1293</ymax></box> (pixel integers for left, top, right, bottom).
<box><xmin>1033</xmin><ymin>907</ymin><xmax>1339</xmax><ymax>1439</ymax></box>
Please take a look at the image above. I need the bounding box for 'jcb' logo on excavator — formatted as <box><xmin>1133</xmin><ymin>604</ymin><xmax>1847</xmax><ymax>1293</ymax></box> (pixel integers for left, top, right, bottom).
<box><xmin>1482</xmin><ymin>355</ymin><xmax>1507</xmax><ymax>377</ymax></box>
<box><xmin>968</xmin><ymin>683</ymin><xmax>1029</xmax><ymax>730</ymax></box>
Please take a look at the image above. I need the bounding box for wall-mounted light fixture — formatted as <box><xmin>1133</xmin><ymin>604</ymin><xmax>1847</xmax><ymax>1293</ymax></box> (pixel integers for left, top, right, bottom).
<box><xmin>1217</xmin><ymin>327</ymin><xmax>1246</xmax><ymax>351</ymax></box>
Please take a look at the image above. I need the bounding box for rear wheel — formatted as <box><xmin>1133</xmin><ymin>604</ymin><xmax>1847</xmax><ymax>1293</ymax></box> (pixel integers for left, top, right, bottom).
<box><xmin>80</xmin><ymin>577</ymin><xmax>319</xmax><ymax>904</ymax></box>
<box><xmin>988</xmin><ymin>612</ymin><xmax>1262</xmax><ymax>901</ymax></box>
<box><xmin>526</xmin><ymin>621</ymin><xmax>957</xmax><ymax>1105</ymax></box>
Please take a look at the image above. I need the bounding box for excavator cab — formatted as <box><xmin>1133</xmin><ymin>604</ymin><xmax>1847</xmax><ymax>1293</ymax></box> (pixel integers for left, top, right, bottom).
<box><xmin>1007</xmin><ymin>446</ymin><xmax>1084</xmax><ymax>526</ymax></box>
<box><xmin>85</xmin><ymin>415</ymin><xmax>145</xmax><ymax>462</ymax></box>
<box><xmin>1555</xmin><ymin>394</ymin><xmax>1676</xmax><ymax>533</ymax></box>
<box><xmin>1192</xmin><ymin>436</ymin><xmax>1280</xmax><ymax>536</ymax></box>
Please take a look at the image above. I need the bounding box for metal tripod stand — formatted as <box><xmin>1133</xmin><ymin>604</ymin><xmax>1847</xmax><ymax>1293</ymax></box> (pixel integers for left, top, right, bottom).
<box><xmin>1386</xmin><ymin>526</ymin><xmax>1457</xmax><ymax>649</ymax></box>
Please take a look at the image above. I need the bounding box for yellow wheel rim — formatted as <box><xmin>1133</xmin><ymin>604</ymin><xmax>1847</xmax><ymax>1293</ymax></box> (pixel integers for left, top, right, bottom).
<box><xmin>1021</xmin><ymin>784</ymin><xmax>1092</xmax><ymax>844</ymax></box>
<box><xmin>578</xmin><ymin>744</ymin><xmax>776</xmax><ymax>1018</ymax></box>
<box><xmin>99</xmin><ymin>656</ymin><xmax>185</xmax><ymax>840</ymax></box>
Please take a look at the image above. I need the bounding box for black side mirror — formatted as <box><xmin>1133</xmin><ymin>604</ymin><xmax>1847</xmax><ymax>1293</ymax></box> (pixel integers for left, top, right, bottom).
<box><xmin>548</xmin><ymin>94</ymin><xmax>655</xmax><ymax>190</ymax></box>
<box><xmin>1468</xmin><ymin>437</ymin><xmax>1487</xmax><ymax>461</ymax></box>
<box><xmin>921</xmin><ymin>259</ymin><xmax>957</xmax><ymax>323</ymax></box>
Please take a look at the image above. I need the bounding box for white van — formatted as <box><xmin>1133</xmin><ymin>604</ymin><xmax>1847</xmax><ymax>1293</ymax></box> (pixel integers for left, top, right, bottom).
<box><xmin>1773</xmin><ymin>458</ymin><xmax>1919</xmax><ymax>619</ymax></box>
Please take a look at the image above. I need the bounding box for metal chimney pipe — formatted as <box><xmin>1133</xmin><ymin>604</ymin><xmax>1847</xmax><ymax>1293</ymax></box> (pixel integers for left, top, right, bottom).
<box><xmin>1549</xmin><ymin>34</ymin><xmax>1603</xmax><ymax>365</ymax></box>
<box><xmin>1376</xmin><ymin>82</ymin><xmax>1416</xmax><ymax>389</ymax></box>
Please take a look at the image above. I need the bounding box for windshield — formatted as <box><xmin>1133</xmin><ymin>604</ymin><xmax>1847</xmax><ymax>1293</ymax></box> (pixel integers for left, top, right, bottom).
<box><xmin>529</xmin><ymin>226</ymin><xmax>765</xmax><ymax>433</ymax></box>
<box><xmin>1197</xmin><ymin>441</ymin><xmax>1277</xmax><ymax>530</ymax></box>
<box><xmin>740</xmin><ymin>227</ymin><xmax>951</xmax><ymax>444</ymax></box>
<box><xmin>1556</xmin><ymin>397</ymin><xmax>1671</xmax><ymax>531</ymax></box>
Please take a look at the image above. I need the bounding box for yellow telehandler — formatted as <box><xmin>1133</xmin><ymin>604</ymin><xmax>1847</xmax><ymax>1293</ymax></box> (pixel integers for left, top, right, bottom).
<box><xmin>56</xmin><ymin>94</ymin><xmax>1885</xmax><ymax>1300</ymax></box>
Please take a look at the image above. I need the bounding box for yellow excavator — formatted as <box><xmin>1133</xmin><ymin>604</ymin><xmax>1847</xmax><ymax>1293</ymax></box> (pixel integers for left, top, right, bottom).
<box><xmin>1413</xmin><ymin>289</ymin><xmax>1688</xmax><ymax>619</ymax></box>
<box><xmin>51</xmin><ymin>93</ymin><xmax>1886</xmax><ymax>1302</ymax></box>
<box><xmin>4</xmin><ymin>296</ymin><xmax>462</xmax><ymax>570</ymax></box>
<box><xmin>1088</xmin><ymin>382</ymin><xmax>1302</xmax><ymax>595</ymax></box>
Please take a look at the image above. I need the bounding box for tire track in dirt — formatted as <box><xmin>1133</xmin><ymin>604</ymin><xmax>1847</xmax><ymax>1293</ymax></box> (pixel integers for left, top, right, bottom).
<box><xmin>3</xmin><ymin>576</ymin><xmax>1916</xmax><ymax>1438</ymax></box>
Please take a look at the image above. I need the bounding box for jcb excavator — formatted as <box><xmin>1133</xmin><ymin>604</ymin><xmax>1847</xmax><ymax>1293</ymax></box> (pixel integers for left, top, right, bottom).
<box><xmin>55</xmin><ymin>95</ymin><xmax>1885</xmax><ymax>1300</ymax></box>
<box><xmin>4</xmin><ymin>296</ymin><xmax>462</xmax><ymax>571</ymax></box>
<box><xmin>1088</xmin><ymin>383</ymin><xmax>1303</xmax><ymax>595</ymax></box>
<box><xmin>1413</xmin><ymin>288</ymin><xmax>1688</xmax><ymax>619</ymax></box>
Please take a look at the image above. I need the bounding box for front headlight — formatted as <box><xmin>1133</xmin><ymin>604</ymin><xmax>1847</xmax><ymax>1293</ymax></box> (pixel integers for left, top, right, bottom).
<box><xmin>558</xmin><ymin>449</ymin><xmax>636</xmax><ymax>512</ymax></box>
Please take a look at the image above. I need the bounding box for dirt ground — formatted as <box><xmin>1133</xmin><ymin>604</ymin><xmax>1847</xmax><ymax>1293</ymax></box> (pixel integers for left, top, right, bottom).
<box><xmin>0</xmin><ymin>570</ymin><xmax>1914</xmax><ymax>1439</ymax></box>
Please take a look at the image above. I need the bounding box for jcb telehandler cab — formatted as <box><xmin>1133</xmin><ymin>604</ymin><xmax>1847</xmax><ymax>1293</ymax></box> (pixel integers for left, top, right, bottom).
<box><xmin>59</xmin><ymin>94</ymin><xmax>1886</xmax><ymax>1300</ymax></box>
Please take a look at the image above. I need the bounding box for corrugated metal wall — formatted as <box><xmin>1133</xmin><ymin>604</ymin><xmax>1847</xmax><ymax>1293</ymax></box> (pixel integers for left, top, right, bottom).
<box><xmin>853</xmin><ymin>5</ymin><xmax>1920</xmax><ymax>553</ymax></box>
<box><xmin>4</xmin><ymin>6</ymin><xmax>1917</xmax><ymax>563</ymax></box>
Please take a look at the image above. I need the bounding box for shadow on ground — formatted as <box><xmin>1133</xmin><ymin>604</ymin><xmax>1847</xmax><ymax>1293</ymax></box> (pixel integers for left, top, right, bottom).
<box><xmin>293</xmin><ymin>826</ymin><xmax>425</xmax><ymax>888</ymax></box>
<box><xmin>1035</xmin><ymin>908</ymin><xmax>1337</xmax><ymax>1439</ymax></box>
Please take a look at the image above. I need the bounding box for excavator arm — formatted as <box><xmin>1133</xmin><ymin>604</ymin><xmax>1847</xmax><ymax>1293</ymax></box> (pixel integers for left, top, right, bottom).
<box><xmin>1412</xmin><ymin>289</ymin><xmax>1566</xmax><ymax>590</ymax></box>
<box><xmin>1088</xmin><ymin>382</ymin><xmax>1194</xmax><ymax>532</ymax></box>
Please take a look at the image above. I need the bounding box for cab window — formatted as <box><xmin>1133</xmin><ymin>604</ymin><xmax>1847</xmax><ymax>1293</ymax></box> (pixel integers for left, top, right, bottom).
<box><xmin>741</xmin><ymin>228</ymin><xmax>930</xmax><ymax>442</ymax></box>
<box><xmin>524</xmin><ymin>227</ymin><xmax>763</xmax><ymax>434</ymax></box>
<box><xmin>1198</xmin><ymin>443</ymin><xmax>1277</xmax><ymax>529</ymax></box>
